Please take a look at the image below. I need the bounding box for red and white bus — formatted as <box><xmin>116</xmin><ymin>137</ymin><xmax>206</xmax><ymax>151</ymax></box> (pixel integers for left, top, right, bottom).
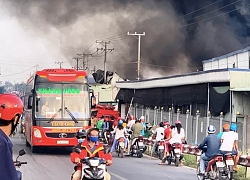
<box><xmin>23</xmin><ymin>68</ymin><xmax>92</xmax><ymax>153</ymax></box>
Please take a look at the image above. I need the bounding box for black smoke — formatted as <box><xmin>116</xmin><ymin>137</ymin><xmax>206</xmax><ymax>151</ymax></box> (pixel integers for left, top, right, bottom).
<box><xmin>2</xmin><ymin>0</ymin><xmax>250</xmax><ymax>79</ymax></box>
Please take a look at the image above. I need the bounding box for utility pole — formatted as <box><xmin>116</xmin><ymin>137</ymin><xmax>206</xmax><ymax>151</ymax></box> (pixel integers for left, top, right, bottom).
<box><xmin>77</xmin><ymin>53</ymin><xmax>92</xmax><ymax>71</ymax></box>
<box><xmin>55</xmin><ymin>61</ymin><xmax>63</xmax><ymax>69</ymax></box>
<box><xmin>96</xmin><ymin>40</ymin><xmax>114</xmax><ymax>84</ymax></box>
<box><xmin>127</xmin><ymin>32</ymin><xmax>145</xmax><ymax>80</ymax></box>
<box><xmin>72</xmin><ymin>57</ymin><xmax>80</xmax><ymax>71</ymax></box>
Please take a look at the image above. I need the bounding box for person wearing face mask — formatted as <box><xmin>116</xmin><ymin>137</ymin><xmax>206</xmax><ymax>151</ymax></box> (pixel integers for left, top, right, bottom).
<box><xmin>70</xmin><ymin>128</ymin><xmax>113</xmax><ymax>180</ymax></box>
<box><xmin>70</xmin><ymin>129</ymin><xmax>87</xmax><ymax>180</ymax></box>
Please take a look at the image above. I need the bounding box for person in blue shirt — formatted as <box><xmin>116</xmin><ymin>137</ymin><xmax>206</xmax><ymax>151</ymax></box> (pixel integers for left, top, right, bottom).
<box><xmin>140</xmin><ymin>116</ymin><xmax>146</xmax><ymax>137</ymax></box>
<box><xmin>0</xmin><ymin>94</ymin><xmax>24</xmax><ymax>180</ymax></box>
<box><xmin>197</xmin><ymin>125</ymin><xmax>221</xmax><ymax>175</ymax></box>
<box><xmin>218</xmin><ymin>124</ymin><xmax>230</xmax><ymax>139</ymax></box>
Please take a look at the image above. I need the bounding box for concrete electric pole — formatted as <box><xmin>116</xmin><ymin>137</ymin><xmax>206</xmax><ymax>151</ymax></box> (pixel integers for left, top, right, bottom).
<box><xmin>96</xmin><ymin>40</ymin><xmax>114</xmax><ymax>84</ymax></box>
<box><xmin>72</xmin><ymin>57</ymin><xmax>81</xmax><ymax>71</ymax></box>
<box><xmin>55</xmin><ymin>61</ymin><xmax>63</xmax><ymax>69</ymax></box>
<box><xmin>77</xmin><ymin>53</ymin><xmax>93</xmax><ymax>72</ymax></box>
<box><xmin>127</xmin><ymin>32</ymin><xmax>145</xmax><ymax>80</ymax></box>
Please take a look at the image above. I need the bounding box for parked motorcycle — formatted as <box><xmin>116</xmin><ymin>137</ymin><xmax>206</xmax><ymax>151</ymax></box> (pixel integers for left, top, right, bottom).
<box><xmin>73</xmin><ymin>148</ymin><xmax>107</xmax><ymax>180</ymax></box>
<box><xmin>115</xmin><ymin>137</ymin><xmax>125</xmax><ymax>158</ymax></box>
<box><xmin>196</xmin><ymin>147</ymin><xmax>233</xmax><ymax>180</ymax></box>
<box><xmin>167</xmin><ymin>143</ymin><xmax>183</xmax><ymax>167</ymax></box>
<box><xmin>15</xmin><ymin>149</ymin><xmax>27</xmax><ymax>179</ymax></box>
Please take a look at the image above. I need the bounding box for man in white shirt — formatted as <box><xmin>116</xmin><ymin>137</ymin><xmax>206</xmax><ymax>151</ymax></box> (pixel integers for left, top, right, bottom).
<box><xmin>127</xmin><ymin>115</ymin><xmax>136</xmax><ymax>129</ymax></box>
<box><xmin>150</xmin><ymin>122</ymin><xmax>165</xmax><ymax>158</ymax></box>
<box><xmin>220</xmin><ymin>123</ymin><xmax>239</xmax><ymax>171</ymax></box>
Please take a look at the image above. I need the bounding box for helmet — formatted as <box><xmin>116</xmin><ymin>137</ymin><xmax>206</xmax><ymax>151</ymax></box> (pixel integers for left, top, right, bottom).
<box><xmin>130</xmin><ymin>115</ymin><xmax>134</xmax><ymax>120</ymax></box>
<box><xmin>164</xmin><ymin>121</ymin><xmax>170</xmax><ymax>126</ymax></box>
<box><xmin>223</xmin><ymin>124</ymin><xmax>230</xmax><ymax>131</ymax></box>
<box><xmin>76</xmin><ymin>129</ymin><xmax>87</xmax><ymax>138</ymax></box>
<box><xmin>175</xmin><ymin>120</ymin><xmax>181</xmax><ymax>124</ymax></box>
<box><xmin>230</xmin><ymin>123</ymin><xmax>237</xmax><ymax>131</ymax></box>
<box><xmin>0</xmin><ymin>94</ymin><xmax>24</xmax><ymax>121</ymax></box>
<box><xmin>207</xmin><ymin>125</ymin><xmax>216</xmax><ymax>134</ymax></box>
<box><xmin>118</xmin><ymin>120</ymin><xmax>123</xmax><ymax>126</ymax></box>
<box><xmin>118</xmin><ymin>117</ymin><xmax>122</xmax><ymax>120</ymax></box>
<box><xmin>140</xmin><ymin>116</ymin><xmax>145</xmax><ymax>120</ymax></box>
<box><xmin>86</xmin><ymin>127</ymin><xmax>99</xmax><ymax>139</ymax></box>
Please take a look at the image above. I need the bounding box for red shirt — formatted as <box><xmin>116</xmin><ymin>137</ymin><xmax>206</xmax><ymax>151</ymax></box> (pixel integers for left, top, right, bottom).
<box><xmin>164</xmin><ymin>127</ymin><xmax>172</xmax><ymax>140</ymax></box>
<box><xmin>70</xmin><ymin>139</ymin><xmax>113</xmax><ymax>170</ymax></box>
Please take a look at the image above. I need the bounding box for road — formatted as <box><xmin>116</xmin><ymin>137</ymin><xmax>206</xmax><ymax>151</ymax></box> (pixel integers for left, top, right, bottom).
<box><xmin>12</xmin><ymin>134</ymin><xmax>197</xmax><ymax>180</ymax></box>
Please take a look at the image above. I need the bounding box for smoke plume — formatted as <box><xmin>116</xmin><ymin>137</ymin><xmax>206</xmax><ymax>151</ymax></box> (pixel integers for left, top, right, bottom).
<box><xmin>2</xmin><ymin>0</ymin><xmax>250</xmax><ymax>80</ymax></box>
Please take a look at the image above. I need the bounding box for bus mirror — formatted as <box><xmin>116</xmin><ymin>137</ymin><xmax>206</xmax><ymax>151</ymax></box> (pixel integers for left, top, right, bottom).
<box><xmin>91</xmin><ymin>96</ymin><xmax>96</xmax><ymax>108</ymax></box>
<box><xmin>28</xmin><ymin>95</ymin><xmax>33</xmax><ymax>109</ymax></box>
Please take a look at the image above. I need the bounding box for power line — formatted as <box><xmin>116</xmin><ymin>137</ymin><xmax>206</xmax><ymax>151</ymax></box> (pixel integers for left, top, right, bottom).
<box><xmin>185</xmin><ymin>0</ymin><xmax>243</xmax><ymax>22</ymax></box>
<box><xmin>0</xmin><ymin>66</ymin><xmax>38</xmax><ymax>77</ymax></box>
<box><xmin>182</xmin><ymin>2</ymin><xmax>250</xmax><ymax>28</ymax></box>
<box><xmin>181</xmin><ymin>0</ymin><xmax>223</xmax><ymax>17</ymax></box>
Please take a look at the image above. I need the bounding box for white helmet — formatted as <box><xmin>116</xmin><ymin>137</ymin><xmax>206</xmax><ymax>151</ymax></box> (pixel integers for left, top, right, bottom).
<box><xmin>140</xmin><ymin>116</ymin><xmax>145</xmax><ymax>120</ymax></box>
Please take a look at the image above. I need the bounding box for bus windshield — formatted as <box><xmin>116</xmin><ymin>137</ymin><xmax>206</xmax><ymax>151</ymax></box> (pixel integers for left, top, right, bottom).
<box><xmin>35</xmin><ymin>83</ymin><xmax>90</xmax><ymax>120</ymax></box>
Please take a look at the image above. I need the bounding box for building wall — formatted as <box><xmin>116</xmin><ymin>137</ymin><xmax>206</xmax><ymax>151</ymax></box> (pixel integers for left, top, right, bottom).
<box><xmin>232</xmin><ymin>91</ymin><xmax>250</xmax><ymax>121</ymax></box>
<box><xmin>203</xmin><ymin>51</ymin><xmax>249</xmax><ymax>71</ymax></box>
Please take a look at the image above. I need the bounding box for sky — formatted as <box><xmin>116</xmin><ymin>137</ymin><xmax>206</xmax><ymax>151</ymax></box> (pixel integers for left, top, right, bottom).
<box><xmin>1</xmin><ymin>0</ymin><xmax>250</xmax><ymax>83</ymax></box>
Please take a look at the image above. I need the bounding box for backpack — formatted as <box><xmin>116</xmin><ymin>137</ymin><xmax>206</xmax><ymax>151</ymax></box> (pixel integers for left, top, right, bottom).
<box><xmin>96</xmin><ymin>120</ymin><xmax>104</xmax><ymax>130</ymax></box>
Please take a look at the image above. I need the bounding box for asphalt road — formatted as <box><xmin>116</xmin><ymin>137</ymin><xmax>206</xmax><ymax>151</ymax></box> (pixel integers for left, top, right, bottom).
<box><xmin>12</xmin><ymin>134</ymin><xmax>197</xmax><ymax>180</ymax></box>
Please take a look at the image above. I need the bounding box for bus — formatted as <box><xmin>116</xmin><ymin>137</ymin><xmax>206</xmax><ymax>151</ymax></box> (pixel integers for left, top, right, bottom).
<box><xmin>23</xmin><ymin>68</ymin><xmax>93</xmax><ymax>153</ymax></box>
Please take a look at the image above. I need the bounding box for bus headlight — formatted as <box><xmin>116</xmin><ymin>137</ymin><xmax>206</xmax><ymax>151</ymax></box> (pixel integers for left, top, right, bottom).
<box><xmin>34</xmin><ymin>128</ymin><xmax>42</xmax><ymax>138</ymax></box>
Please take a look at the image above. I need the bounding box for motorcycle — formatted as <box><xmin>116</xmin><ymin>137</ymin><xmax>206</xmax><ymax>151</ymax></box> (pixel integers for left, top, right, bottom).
<box><xmin>129</xmin><ymin>135</ymin><xmax>145</xmax><ymax>158</ymax></box>
<box><xmin>115</xmin><ymin>137</ymin><xmax>125</xmax><ymax>158</ymax></box>
<box><xmin>196</xmin><ymin>147</ymin><xmax>232</xmax><ymax>180</ymax></box>
<box><xmin>154</xmin><ymin>139</ymin><xmax>165</xmax><ymax>160</ymax></box>
<box><xmin>15</xmin><ymin>149</ymin><xmax>27</xmax><ymax>179</ymax></box>
<box><xmin>73</xmin><ymin>148</ymin><xmax>107</xmax><ymax>180</ymax></box>
<box><xmin>224</xmin><ymin>152</ymin><xmax>235</xmax><ymax>180</ymax></box>
<box><xmin>167</xmin><ymin>143</ymin><xmax>183</xmax><ymax>167</ymax></box>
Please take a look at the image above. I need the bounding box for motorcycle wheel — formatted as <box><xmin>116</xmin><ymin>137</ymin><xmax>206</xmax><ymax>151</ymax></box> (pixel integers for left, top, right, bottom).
<box><xmin>159</xmin><ymin>150</ymin><xmax>164</xmax><ymax>160</ymax></box>
<box><xmin>196</xmin><ymin>163</ymin><xmax>205</xmax><ymax>180</ymax></box>
<box><xmin>228</xmin><ymin>166</ymin><xmax>233</xmax><ymax>180</ymax></box>
<box><xmin>120</xmin><ymin>147</ymin><xmax>124</xmax><ymax>158</ymax></box>
<box><xmin>175</xmin><ymin>157</ymin><xmax>180</xmax><ymax>167</ymax></box>
<box><xmin>137</xmin><ymin>151</ymin><xmax>143</xmax><ymax>158</ymax></box>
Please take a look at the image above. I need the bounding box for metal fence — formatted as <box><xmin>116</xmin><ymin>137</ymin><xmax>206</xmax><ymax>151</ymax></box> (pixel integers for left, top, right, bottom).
<box><xmin>130</xmin><ymin>106</ymin><xmax>231</xmax><ymax>146</ymax></box>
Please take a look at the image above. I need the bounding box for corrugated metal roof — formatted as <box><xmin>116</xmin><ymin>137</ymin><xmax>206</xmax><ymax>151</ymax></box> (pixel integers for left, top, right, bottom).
<box><xmin>115</xmin><ymin>69</ymin><xmax>250</xmax><ymax>89</ymax></box>
<box><xmin>116</xmin><ymin>69</ymin><xmax>231</xmax><ymax>89</ymax></box>
<box><xmin>202</xmin><ymin>46</ymin><xmax>250</xmax><ymax>64</ymax></box>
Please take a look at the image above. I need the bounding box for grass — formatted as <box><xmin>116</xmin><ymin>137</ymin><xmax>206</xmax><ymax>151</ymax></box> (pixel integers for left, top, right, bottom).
<box><xmin>182</xmin><ymin>154</ymin><xmax>250</xmax><ymax>180</ymax></box>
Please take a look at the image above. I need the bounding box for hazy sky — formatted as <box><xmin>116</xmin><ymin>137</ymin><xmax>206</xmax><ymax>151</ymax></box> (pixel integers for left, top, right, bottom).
<box><xmin>0</xmin><ymin>7</ymin><xmax>72</xmax><ymax>83</ymax></box>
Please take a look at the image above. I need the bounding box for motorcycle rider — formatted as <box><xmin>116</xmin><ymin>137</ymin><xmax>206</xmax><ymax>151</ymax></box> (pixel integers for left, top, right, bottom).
<box><xmin>70</xmin><ymin>127</ymin><xmax>113</xmax><ymax>180</ymax></box>
<box><xmin>70</xmin><ymin>129</ymin><xmax>87</xmax><ymax>180</ymax></box>
<box><xmin>218</xmin><ymin>124</ymin><xmax>230</xmax><ymax>139</ymax></box>
<box><xmin>169</xmin><ymin>120</ymin><xmax>185</xmax><ymax>153</ymax></box>
<box><xmin>220</xmin><ymin>123</ymin><xmax>239</xmax><ymax>171</ymax></box>
<box><xmin>150</xmin><ymin>122</ymin><xmax>165</xmax><ymax>159</ymax></box>
<box><xmin>110</xmin><ymin>119</ymin><xmax>127</xmax><ymax>152</ymax></box>
<box><xmin>126</xmin><ymin>119</ymin><xmax>144</xmax><ymax>155</ymax></box>
<box><xmin>0</xmin><ymin>94</ymin><xmax>24</xmax><ymax>180</ymax></box>
<box><xmin>197</xmin><ymin>125</ymin><xmax>221</xmax><ymax>175</ymax></box>
<box><xmin>159</xmin><ymin>121</ymin><xmax>172</xmax><ymax>164</ymax></box>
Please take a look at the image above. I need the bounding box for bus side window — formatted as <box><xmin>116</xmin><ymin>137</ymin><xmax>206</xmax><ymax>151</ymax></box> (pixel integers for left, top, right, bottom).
<box><xmin>28</xmin><ymin>95</ymin><xmax>33</xmax><ymax>109</ymax></box>
<box><xmin>36</xmin><ymin>98</ymin><xmax>40</xmax><ymax>112</ymax></box>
